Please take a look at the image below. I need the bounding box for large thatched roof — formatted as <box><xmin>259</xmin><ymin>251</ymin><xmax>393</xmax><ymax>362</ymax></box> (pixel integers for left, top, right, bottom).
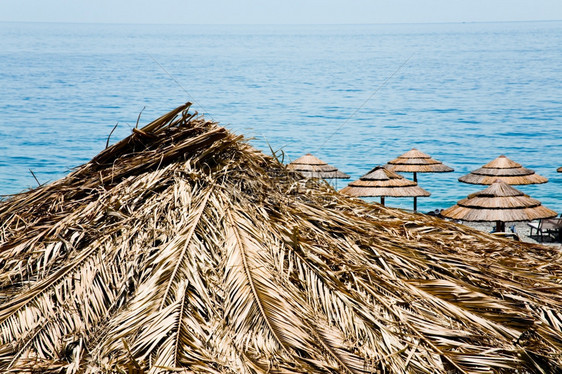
<box><xmin>385</xmin><ymin>148</ymin><xmax>454</xmax><ymax>173</ymax></box>
<box><xmin>1</xmin><ymin>103</ymin><xmax>562</xmax><ymax>373</ymax></box>
<box><xmin>441</xmin><ymin>179</ymin><xmax>557</xmax><ymax>222</ymax></box>
<box><xmin>287</xmin><ymin>153</ymin><xmax>350</xmax><ymax>179</ymax></box>
<box><xmin>459</xmin><ymin>155</ymin><xmax>548</xmax><ymax>185</ymax></box>
<box><xmin>340</xmin><ymin>166</ymin><xmax>430</xmax><ymax>198</ymax></box>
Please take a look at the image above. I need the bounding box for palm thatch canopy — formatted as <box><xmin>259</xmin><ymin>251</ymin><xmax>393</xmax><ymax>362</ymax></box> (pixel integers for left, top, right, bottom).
<box><xmin>458</xmin><ymin>155</ymin><xmax>548</xmax><ymax>185</ymax></box>
<box><xmin>558</xmin><ymin>166</ymin><xmax>562</xmax><ymax>172</ymax></box>
<box><xmin>385</xmin><ymin>148</ymin><xmax>454</xmax><ymax>174</ymax></box>
<box><xmin>340</xmin><ymin>166</ymin><xmax>430</xmax><ymax>198</ymax></box>
<box><xmin>2</xmin><ymin>103</ymin><xmax>562</xmax><ymax>373</ymax></box>
<box><xmin>287</xmin><ymin>153</ymin><xmax>350</xmax><ymax>179</ymax></box>
<box><xmin>441</xmin><ymin>179</ymin><xmax>557</xmax><ymax>222</ymax></box>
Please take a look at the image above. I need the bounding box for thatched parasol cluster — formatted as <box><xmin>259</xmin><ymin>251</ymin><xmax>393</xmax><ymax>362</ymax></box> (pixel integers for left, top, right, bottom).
<box><xmin>287</xmin><ymin>153</ymin><xmax>349</xmax><ymax>179</ymax></box>
<box><xmin>340</xmin><ymin>166</ymin><xmax>429</xmax><ymax>206</ymax></box>
<box><xmin>447</xmin><ymin>155</ymin><xmax>554</xmax><ymax>232</ymax></box>
<box><xmin>459</xmin><ymin>155</ymin><xmax>548</xmax><ymax>185</ymax></box>
<box><xmin>384</xmin><ymin>148</ymin><xmax>453</xmax><ymax>211</ymax></box>
<box><xmin>1</xmin><ymin>103</ymin><xmax>562</xmax><ymax>373</ymax></box>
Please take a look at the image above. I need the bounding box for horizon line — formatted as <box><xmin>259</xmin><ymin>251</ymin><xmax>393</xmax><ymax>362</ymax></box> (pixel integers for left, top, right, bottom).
<box><xmin>1</xmin><ymin>19</ymin><xmax>561</xmax><ymax>27</ymax></box>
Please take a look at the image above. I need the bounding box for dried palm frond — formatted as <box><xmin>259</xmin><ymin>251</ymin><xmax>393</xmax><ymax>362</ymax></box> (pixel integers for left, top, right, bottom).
<box><xmin>1</xmin><ymin>103</ymin><xmax>562</xmax><ymax>373</ymax></box>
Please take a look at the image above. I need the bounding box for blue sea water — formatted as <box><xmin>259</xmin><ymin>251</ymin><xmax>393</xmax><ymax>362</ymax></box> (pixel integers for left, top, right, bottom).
<box><xmin>0</xmin><ymin>21</ymin><xmax>561</xmax><ymax>213</ymax></box>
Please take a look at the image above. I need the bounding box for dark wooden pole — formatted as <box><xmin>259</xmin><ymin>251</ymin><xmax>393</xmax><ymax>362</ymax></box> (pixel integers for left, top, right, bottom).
<box><xmin>495</xmin><ymin>221</ymin><xmax>505</xmax><ymax>232</ymax></box>
<box><xmin>413</xmin><ymin>172</ymin><xmax>418</xmax><ymax>212</ymax></box>
<box><xmin>380</xmin><ymin>196</ymin><xmax>385</xmax><ymax>206</ymax></box>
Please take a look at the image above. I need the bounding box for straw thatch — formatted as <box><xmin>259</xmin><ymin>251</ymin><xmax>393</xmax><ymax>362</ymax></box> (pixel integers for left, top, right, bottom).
<box><xmin>385</xmin><ymin>148</ymin><xmax>454</xmax><ymax>173</ymax></box>
<box><xmin>287</xmin><ymin>153</ymin><xmax>350</xmax><ymax>179</ymax></box>
<box><xmin>1</xmin><ymin>103</ymin><xmax>562</xmax><ymax>373</ymax></box>
<box><xmin>441</xmin><ymin>179</ymin><xmax>557</xmax><ymax>222</ymax></box>
<box><xmin>558</xmin><ymin>166</ymin><xmax>562</xmax><ymax>172</ymax></box>
<box><xmin>340</xmin><ymin>166</ymin><xmax>430</xmax><ymax>198</ymax></box>
<box><xmin>459</xmin><ymin>155</ymin><xmax>548</xmax><ymax>185</ymax></box>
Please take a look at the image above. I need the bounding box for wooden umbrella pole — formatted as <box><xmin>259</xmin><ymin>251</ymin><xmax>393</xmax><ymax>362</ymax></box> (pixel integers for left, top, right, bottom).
<box><xmin>381</xmin><ymin>196</ymin><xmax>385</xmax><ymax>206</ymax></box>
<box><xmin>413</xmin><ymin>172</ymin><xmax>418</xmax><ymax>212</ymax></box>
<box><xmin>496</xmin><ymin>221</ymin><xmax>505</xmax><ymax>232</ymax></box>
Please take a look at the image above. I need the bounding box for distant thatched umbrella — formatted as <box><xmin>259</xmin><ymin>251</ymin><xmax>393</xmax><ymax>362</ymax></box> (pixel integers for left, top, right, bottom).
<box><xmin>385</xmin><ymin>148</ymin><xmax>453</xmax><ymax>211</ymax></box>
<box><xmin>459</xmin><ymin>155</ymin><xmax>548</xmax><ymax>185</ymax></box>
<box><xmin>558</xmin><ymin>166</ymin><xmax>562</xmax><ymax>172</ymax></box>
<box><xmin>340</xmin><ymin>166</ymin><xmax>430</xmax><ymax>208</ymax></box>
<box><xmin>385</xmin><ymin>148</ymin><xmax>454</xmax><ymax>180</ymax></box>
<box><xmin>287</xmin><ymin>153</ymin><xmax>350</xmax><ymax>179</ymax></box>
<box><xmin>441</xmin><ymin>179</ymin><xmax>557</xmax><ymax>232</ymax></box>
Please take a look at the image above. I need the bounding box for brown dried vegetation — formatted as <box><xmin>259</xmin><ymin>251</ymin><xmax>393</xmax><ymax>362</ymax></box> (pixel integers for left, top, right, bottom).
<box><xmin>0</xmin><ymin>103</ymin><xmax>561</xmax><ymax>373</ymax></box>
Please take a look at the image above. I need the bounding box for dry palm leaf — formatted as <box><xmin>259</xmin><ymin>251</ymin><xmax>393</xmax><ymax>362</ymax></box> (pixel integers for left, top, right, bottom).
<box><xmin>1</xmin><ymin>103</ymin><xmax>561</xmax><ymax>373</ymax></box>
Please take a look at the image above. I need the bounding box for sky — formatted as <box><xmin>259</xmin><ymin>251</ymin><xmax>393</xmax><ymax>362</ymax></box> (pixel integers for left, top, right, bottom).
<box><xmin>1</xmin><ymin>0</ymin><xmax>562</xmax><ymax>24</ymax></box>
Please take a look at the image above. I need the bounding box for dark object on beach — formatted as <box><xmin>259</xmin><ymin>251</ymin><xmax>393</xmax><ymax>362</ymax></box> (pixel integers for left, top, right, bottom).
<box><xmin>459</xmin><ymin>155</ymin><xmax>548</xmax><ymax>185</ymax></box>
<box><xmin>340</xmin><ymin>165</ymin><xmax>429</xmax><ymax>206</ymax></box>
<box><xmin>426</xmin><ymin>208</ymin><xmax>443</xmax><ymax>217</ymax></box>
<box><xmin>287</xmin><ymin>153</ymin><xmax>350</xmax><ymax>179</ymax></box>
<box><xmin>385</xmin><ymin>148</ymin><xmax>453</xmax><ymax>211</ymax></box>
<box><xmin>441</xmin><ymin>179</ymin><xmax>557</xmax><ymax>232</ymax></box>
<box><xmin>1</xmin><ymin>103</ymin><xmax>562</xmax><ymax>373</ymax></box>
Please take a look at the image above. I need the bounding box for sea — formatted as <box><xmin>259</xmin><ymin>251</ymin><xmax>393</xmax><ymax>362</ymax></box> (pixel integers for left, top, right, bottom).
<box><xmin>1</xmin><ymin>21</ymin><xmax>561</xmax><ymax>214</ymax></box>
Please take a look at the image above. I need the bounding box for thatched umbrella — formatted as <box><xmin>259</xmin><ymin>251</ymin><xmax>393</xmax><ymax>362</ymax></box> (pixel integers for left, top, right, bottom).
<box><xmin>441</xmin><ymin>179</ymin><xmax>557</xmax><ymax>232</ymax></box>
<box><xmin>287</xmin><ymin>153</ymin><xmax>350</xmax><ymax>179</ymax></box>
<box><xmin>340</xmin><ymin>166</ymin><xmax>430</xmax><ymax>208</ymax></box>
<box><xmin>459</xmin><ymin>155</ymin><xmax>548</xmax><ymax>185</ymax></box>
<box><xmin>385</xmin><ymin>148</ymin><xmax>453</xmax><ymax>211</ymax></box>
<box><xmin>558</xmin><ymin>166</ymin><xmax>562</xmax><ymax>172</ymax></box>
<box><xmin>2</xmin><ymin>103</ymin><xmax>562</xmax><ymax>373</ymax></box>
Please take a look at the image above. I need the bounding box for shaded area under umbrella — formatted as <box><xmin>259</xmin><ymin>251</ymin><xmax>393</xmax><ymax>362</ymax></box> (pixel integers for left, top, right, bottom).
<box><xmin>287</xmin><ymin>153</ymin><xmax>350</xmax><ymax>179</ymax></box>
<box><xmin>441</xmin><ymin>179</ymin><xmax>557</xmax><ymax>232</ymax></box>
<box><xmin>385</xmin><ymin>148</ymin><xmax>453</xmax><ymax>211</ymax></box>
<box><xmin>340</xmin><ymin>166</ymin><xmax>430</xmax><ymax>208</ymax></box>
<box><xmin>459</xmin><ymin>155</ymin><xmax>548</xmax><ymax>185</ymax></box>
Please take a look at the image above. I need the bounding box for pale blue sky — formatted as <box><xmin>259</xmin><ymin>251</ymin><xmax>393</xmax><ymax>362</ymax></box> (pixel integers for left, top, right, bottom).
<box><xmin>1</xmin><ymin>0</ymin><xmax>562</xmax><ymax>24</ymax></box>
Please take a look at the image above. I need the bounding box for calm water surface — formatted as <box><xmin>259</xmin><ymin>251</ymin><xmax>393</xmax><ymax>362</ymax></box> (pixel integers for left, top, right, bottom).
<box><xmin>1</xmin><ymin>21</ymin><xmax>561</xmax><ymax>213</ymax></box>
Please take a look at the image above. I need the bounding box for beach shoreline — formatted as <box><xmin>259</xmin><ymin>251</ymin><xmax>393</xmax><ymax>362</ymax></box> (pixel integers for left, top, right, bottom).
<box><xmin>453</xmin><ymin>220</ymin><xmax>561</xmax><ymax>246</ymax></box>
